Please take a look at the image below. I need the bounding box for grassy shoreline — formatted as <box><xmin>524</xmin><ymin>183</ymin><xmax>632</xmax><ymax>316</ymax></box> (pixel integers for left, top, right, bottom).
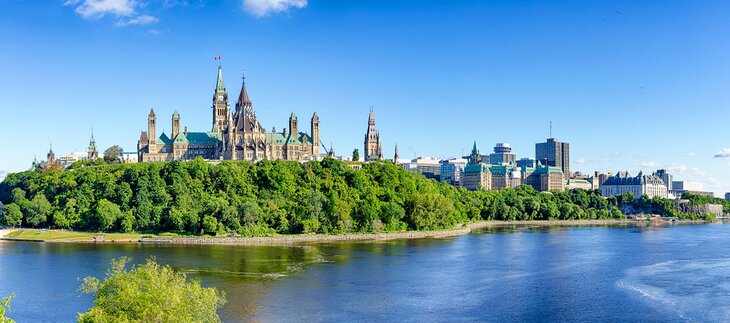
<box><xmin>1</xmin><ymin>219</ymin><xmax>708</xmax><ymax>245</ymax></box>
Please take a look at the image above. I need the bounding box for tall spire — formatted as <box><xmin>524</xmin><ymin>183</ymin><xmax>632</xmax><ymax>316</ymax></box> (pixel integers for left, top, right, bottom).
<box><xmin>216</xmin><ymin>66</ymin><xmax>226</xmax><ymax>92</ymax></box>
<box><xmin>394</xmin><ymin>143</ymin><xmax>399</xmax><ymax>164</ymax></box>
<box><xmin>236</xmin><ymin>69</ymin><xmax>252</xmax><ymax>112</ymax></box>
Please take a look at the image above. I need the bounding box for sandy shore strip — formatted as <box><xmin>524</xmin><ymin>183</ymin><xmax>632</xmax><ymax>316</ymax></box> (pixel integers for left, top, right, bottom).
<box><xmin>138</xmin><ymin>219</ymin><xmax>649</xmax><ymax>245</ymax></box>
<box><xmin>0</xmin><ymin>229</ymin><xmax>14</xmax><ymax>238</ymax></box>
<box><xmin>2</xmin><ymin>219</ymin><xmax>706</xmax><ymax>245</ymax></box>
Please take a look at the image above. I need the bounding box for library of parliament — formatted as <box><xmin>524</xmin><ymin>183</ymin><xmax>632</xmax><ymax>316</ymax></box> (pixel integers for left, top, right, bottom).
<box><xmin>137</xmin><ymin>66</ymin><xmax>321</xmax><ymax>162</ymax></box>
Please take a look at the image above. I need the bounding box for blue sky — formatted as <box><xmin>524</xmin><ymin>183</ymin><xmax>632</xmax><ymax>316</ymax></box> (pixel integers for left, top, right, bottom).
<box><xmin>0</xmin><ymin>0</ymin><xmax>729</xmax><ymax>195</ymax></box>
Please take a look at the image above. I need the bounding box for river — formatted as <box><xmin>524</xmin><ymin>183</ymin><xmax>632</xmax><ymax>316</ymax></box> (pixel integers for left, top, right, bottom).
<box><xmin>2</xmin><ymin>223</ymin><xmax>729</xmax><ymax>322</ymax></box>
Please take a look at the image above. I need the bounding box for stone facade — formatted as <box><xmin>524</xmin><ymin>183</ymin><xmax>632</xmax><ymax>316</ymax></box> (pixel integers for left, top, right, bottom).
<box><xmin>138</xmin><ymin>66</ymin><xmax>321</xmax><ymax>162</ymax></box>
<box><xmin>600</xmin><ymin>171</ymin><xmax>668</xmax><ymax>199</ymax></box>
<box><xmin>462</xmin><ymin>142</ymin><xmax>553</xmax><ymax>191</ymax></box>
<box><xmin>364</xmin><ymin>110</ymin><xmax>382</xmax><ymax>161</ymax></box>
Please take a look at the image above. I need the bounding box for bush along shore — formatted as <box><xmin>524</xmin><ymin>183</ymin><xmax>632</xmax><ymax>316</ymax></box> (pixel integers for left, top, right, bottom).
<box><xmin>0</xmin><ymin>158</ymin><xmax>718</xmax><ymax>239</ymax></box>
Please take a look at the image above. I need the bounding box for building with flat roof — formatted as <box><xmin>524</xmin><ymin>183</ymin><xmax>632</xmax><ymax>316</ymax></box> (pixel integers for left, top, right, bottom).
<box><xmin>440</xmin><ymin>158</ymin><xmax>467</xmax><ymax>186</ymax></box>
<box><xmin>405</xmin><ymin>156</ymin><xmax>441</xmax><ymax>180</ymax></box>
<box><xmin>516</xmin><ymin>157</ymin><xmax>535</xmax><ymax>168</ymax></box>
<box><xmin>536</xmin><ymin>138</ymin><xmax>570</xmax><ymax>180</ymax></box>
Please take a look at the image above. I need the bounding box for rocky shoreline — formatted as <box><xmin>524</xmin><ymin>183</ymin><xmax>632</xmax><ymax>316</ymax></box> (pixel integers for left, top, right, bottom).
<box><xmin>137</xmin><ymin>219</ymin><xmax>652</xmax><ymax>245</ymax></box>
<box><xmin>2</xmin><ymin>219</ymin><xmax>707</xmax><ymax>245</ymax></box>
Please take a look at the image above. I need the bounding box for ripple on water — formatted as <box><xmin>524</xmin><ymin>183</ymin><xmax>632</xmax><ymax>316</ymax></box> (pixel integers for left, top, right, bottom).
<box><xmin>617</xmin><ymin>259</ymin><xmax>730</xmax><ymax>322</ymax></box>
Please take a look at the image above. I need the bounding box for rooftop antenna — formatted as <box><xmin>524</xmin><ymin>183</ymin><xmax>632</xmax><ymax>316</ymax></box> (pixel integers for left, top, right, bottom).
<box><xmin>549</xmin><ymin>121</ymin><xmax>553</xmax><ymax>138</ymax></box>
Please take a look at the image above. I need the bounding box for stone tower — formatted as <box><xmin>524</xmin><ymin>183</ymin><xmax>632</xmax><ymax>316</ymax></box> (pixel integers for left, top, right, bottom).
<box><xmin>289</xmin><ymin>112</ymin><xmax>298</xmax><ymax>137</ymax></box>
<box><xmin>88</xmin><ymin>129</ymin><xmax>99</xmax><ymax>160</ymax></box>
<box><xmin>172</xmin><ymin>110</ymin><xmax>180</xmax><ymax>139</ymax></box>
<box><xmin>47</xmin><ymin>144</ymin><xmax>56</xmax><ymax>165</ymax></box>
<box><xmin>311</xmin><ymin>112</ymin><xmax>320</xmax><ymax>155</ymax></box>
<box><xmin>212</xmin><ymin>66</ymin><xmax>228</xmax><ymax>132</ymax></box>
<box><xmin>394</xmin><ymin>143</ymin><xmax>399</xmax><ymax>164</ymax></box>
<box><xmin>364</xmin><ymin>110</ymin><xmax>382</xmax><ymax>161</ymax></box>
<box><xmin>148</xmin><ymin>108</ymin><xmax>157</xmax><ymax>152</ymax></box>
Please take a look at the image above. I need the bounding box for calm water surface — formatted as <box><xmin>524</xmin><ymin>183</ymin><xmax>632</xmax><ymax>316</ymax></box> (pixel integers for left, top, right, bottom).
<box><xmin>2</xmin><ymin>223</ymin><xmax>730</xmax><ymax>322</ymax></box>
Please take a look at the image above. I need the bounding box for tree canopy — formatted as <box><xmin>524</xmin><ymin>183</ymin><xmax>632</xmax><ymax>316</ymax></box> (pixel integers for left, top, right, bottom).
<box><xmin>78</xmin><ymin>257</ymin><xmax>225</xmax><ymax>323</ymax></box>
<box><xmin>1</xmin><ymin>157</ymin><xmax>702</xmax><ymax>236</ymax></box>
<box><xmin>1</xmin><ymin>295</ymin><xmax>14</xmax><ymax>323</ymax></box>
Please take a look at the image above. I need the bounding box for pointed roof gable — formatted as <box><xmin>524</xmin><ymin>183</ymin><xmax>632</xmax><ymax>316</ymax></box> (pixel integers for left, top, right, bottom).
<box><xmin>216</xmin><ymin>66</ymin><xmax>226</xmax><ymax>92</ymax></box>
<box><xmin>237</xmin><ymin>81</ymin><xmax>252</xmax><ymax>108</ymax></box>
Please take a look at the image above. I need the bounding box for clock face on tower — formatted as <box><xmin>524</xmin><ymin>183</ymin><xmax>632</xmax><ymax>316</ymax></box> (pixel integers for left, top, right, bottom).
<box><xmin>218</xmin><ymin>95</ymin><xmax>224</xmax><ymax>102</ymax></box>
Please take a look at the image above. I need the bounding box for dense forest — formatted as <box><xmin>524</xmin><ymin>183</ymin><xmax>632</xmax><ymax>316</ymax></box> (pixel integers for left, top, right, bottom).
<box><xmin>0</xmin><ymin>158</ymin><xmax>715</xmax><ymax>235</ymax></box>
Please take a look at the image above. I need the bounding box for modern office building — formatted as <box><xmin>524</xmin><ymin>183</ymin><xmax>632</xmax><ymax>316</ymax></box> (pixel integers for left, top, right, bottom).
<box><xmin>654</xmin><ymin>169</ymin><xmax>673</xmax><ymax>191</ymax></box>
<box><xmin>600</xmin><ymin>171</ymin><xmax>668</xmax><ymax>199</ymax></box>
<box><xmin>489</xmin><ymin>143</ymin><xmax>517</xmax><ymax>165</ymax></box>
<box><xmin>463</xmin><ymin>142</ymin><xmax>559</xmax><ymax>191</ymax></box>
<box><xmin>405</xmin><ymin>156</ymin><xmax>441</xmax><ymax>180</ymax></box>
<box><xmin>536</xmin><ymin>138</ymin><xmax>570</xmax><ymax>179</ymax></box>
<box><xmin>516</xmin><ymin>157</ymin><xmax>536</xmax><ymax>168</ymax></box>
<box><xmin>725</xmin><ymin>193</ymin><xmax>730</xmax><ymax>202</ymax></box>
<box><xmin>440</xmin><ymin>158</ymin><xmax>467</xmax><ymax>186</ymax></box>
<box><xmin>671</xmin><ymin>181</ymin><xmax>714</xmax><ymax>197</ymax></box>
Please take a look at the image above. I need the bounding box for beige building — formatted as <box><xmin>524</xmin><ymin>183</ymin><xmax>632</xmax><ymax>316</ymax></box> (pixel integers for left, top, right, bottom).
<box><xmin>364</xmin><ymin>110</ymin><xmax>382</xmax><ymax>161</ymax></box>
<box><xmin>138</xmin><ymin>66</ymin><xmax>321</xmax><ymax>162</ymax></box>
<box><xmin>600</xmin><ymin>171</ymin><xmax>668</xmax><ymax>199</ymax></box>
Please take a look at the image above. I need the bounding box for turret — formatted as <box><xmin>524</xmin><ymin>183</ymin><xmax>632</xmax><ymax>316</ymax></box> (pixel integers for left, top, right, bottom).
<box><xmin>212</xmin><ymin>66</ymin><xmax>228</xmax><ymax>132</ymax></box>
<box><xmin>289</xmin><ymin>112</ymin><xmax>298</xmax><ymax>138</ymax></box>
<box><xmin>311</xmin><ymin>112</ymin><xmax>320</xmax><ymax>155</ymax></box>
<box><xmin>148</xmin><ymin>108</ymin><xmax>157</xmax><ymax>151</ymax></box>
<box><xmin>172</xmin><ymin>110</ymin><xmax>180</xmax><ymax>139</ymax></box>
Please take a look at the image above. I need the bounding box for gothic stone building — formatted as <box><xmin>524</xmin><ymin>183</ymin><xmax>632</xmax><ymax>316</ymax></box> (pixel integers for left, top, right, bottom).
<box><xmin>138</xmin><ymin>66</ymin><xmax>320</xmax><ymax>162</ymax></box>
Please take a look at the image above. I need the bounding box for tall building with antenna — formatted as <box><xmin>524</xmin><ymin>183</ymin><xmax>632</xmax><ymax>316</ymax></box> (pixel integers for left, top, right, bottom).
<box><xmin>535</xmin><ymin>122</ymin><xmax>570</xmax><ymax>179</ymax></box>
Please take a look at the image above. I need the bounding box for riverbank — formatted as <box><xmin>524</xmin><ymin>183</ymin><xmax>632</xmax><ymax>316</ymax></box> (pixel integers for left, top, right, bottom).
<box><xmin>2</xmin><ymin>219</ymin><xmax>705</xmax><ymax>245</ymax></box>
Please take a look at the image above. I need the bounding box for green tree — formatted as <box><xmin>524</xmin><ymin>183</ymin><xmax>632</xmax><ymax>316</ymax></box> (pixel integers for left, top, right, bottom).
<box><xmin>94</xmin><ymin>199</ymin><xmax>123</xmax><ymax>232</ymax></box>
<box><xmin>103</xmin><ymin>145</ymin><xmax>123</xmax><ymax>164</ymax></box>
<box><xmin>1</xmin><ymin>204</ymin><xmax>22</xmax><ymax>227</ymax></box>
<box><xmin>26</xmin><ymin>193</ymin><xmax>52</xmax><ymax>227</ymax></box>
<box><xmin>352</xmin><ymin>149</ymin><xmax>359</xmax><ymax>162</ymax></box>
<box><xmin>1</xmin><ymin>294</ymin><xmax>14</xmax><ymax>323</ymax></box>
<box><xmin>78</xmin><ymin>257</ymin><xmax>225</xmax><ymax>323</ymax></box>
<box><xmin>202</xmin><ymin>215</ymin><xmax>218</xmax><ymax>235</ymax></box>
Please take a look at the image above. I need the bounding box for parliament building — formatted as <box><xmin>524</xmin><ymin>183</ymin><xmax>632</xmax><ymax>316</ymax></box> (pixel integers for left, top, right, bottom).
<box><xmin>137</xmin><ymin>66</ymin><xmax>321</xmax><ymax>162</ymax></box>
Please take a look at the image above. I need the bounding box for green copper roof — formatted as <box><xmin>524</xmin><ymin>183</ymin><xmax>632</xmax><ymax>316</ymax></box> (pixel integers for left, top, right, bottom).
<box><xmin>472</xmin><ymin>141</ymin><xmax>478</xmax><ymax>155</ymax></box>
<box><xmin>464</xmin><ymin>162</ymin><xmax>490</xmax><ymax>174</ymax></box>
<box><xmin>173</xmin><ymin>132</ymin><xmax>188</xmax><ymax>144</ymax></box>
<box><xmin>156</xmin><ymin>132</ymin><xmax>172</xmax><ymax>145</ymax></box>
<box><xmin>188</xmin><ymin>132</ymin><xmax>221</xmax><ymax>145</ymax></box>
<box><xmin>267</xmin><ymin>133</ymin><xmax>287</xmax><ymax>144</ymax></box>
<box><xmin>172</xmin><ymin>110</ymin><xmax>180</xmax><ymax>117</ymax></box>
<box><xmin>290</xmin><ymin>112</ymin><xmax>297</xmax><ymax>119</ymax></box>
<box><xmin>216</xmin><ymin>67</ymin><xmax>225</xmax><ymax>92</ymax></box>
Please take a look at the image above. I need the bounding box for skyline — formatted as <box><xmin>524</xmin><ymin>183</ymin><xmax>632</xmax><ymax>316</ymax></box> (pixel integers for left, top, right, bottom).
<box><xmin>1</xmin><ymin>0</ymin><xmax>729</xmax><ymax>194</ymax></box>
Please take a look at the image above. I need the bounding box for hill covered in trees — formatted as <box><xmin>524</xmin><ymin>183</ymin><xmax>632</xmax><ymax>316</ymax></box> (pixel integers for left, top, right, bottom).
<box><xmin>0</xmin><ymin>158</ymin><xmax>710</xmax><ymax>236</ymax></box>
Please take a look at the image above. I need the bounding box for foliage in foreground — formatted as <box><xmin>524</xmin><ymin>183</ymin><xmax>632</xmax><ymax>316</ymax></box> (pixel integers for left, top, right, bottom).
<box><xmin>0</xmin><ymin>158</ymin><xmax>649</xmax><ymax>235</ymax></box>
<box><xmin>1</xmin><ymin>294</ymin><xmax>14</xmax><ymax>323</ymax></box>
<box><xmin>78</xmin><ymin>257</ymin><xmax>225</xmax><ymax>323</ymax></box>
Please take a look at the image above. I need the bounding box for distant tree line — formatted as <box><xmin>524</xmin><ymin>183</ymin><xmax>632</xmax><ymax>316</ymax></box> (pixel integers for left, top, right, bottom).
<box><xmin>0</xmin><ymin>158</ymin><xmax>714</xmax><ymax>235</ymax></box>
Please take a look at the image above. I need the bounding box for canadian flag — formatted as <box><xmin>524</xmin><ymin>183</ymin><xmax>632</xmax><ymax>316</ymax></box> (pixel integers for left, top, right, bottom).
<box><xmin>214</xmin><ymin>56</ymin><xmax>221</xmax><ymax>61</ymax></box>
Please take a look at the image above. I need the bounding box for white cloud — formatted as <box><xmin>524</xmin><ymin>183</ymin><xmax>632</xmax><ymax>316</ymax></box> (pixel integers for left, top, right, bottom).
<box><xmin>243</xmin><ymin>0</ymin><xmax>307</xmax><ymax>17</ymax></box>
<box><xmin>116</xmin><ymin>14</ymin><xmax>159</xmax><ymax>26</ymax></box>
<box><xmin>715</xmin><ymin>148</ymin><xmax>730</xmax><ymax>158</ymax></box>
<box><xmin>640</xmin><ymin>161</ymin><xmax>662</xmax><ymax>168</ymax></box>
<box><xmin>687</xmin><ymin>152</ymin><xmax>696</xmax><ymax>157</ymax></box>
<box><xmin>65</xmin><ymin>0</ymin><xmax>138</xmax><ymax>19</ymax></box>
<box><xmin>575</xmin><ymin>158</ymin><xmax>586</xmax><ymax>165</ymax></box>
<box><xmin>705</xmin><ymin>177</ymin><xmax>722</xmax><ymax>189</ymax></box>
<box><xmin>668</xmin><ymin>164</ymin><xmax>688</xmax><ymax>174</ymax></box>
<box><xmin>691</xmin><ymin>167</ymin><xmax>706</xmax><ymax>177</ymax></box>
